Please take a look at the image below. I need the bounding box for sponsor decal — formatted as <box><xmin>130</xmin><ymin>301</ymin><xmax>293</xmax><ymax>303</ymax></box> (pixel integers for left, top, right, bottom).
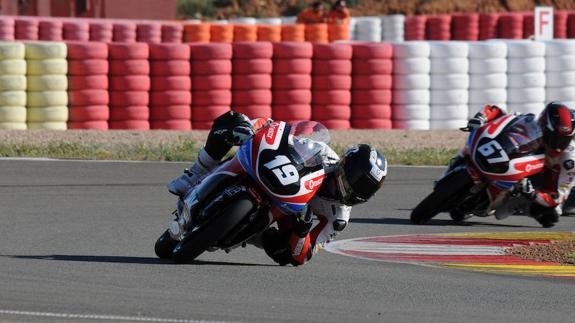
<box><xmin>265</xmin><ymin>122</ymin><xmax>280</xmax><ymax>145</ymax></box>
<box><xmin>304</xmin><ymin>176</ymin><xmax>324</xmax><ymax>190</ymax></box>
<box><xmin>563</xmin><ymin>159</ymin><xmax>574</xmax><ymax>170</ymax></box>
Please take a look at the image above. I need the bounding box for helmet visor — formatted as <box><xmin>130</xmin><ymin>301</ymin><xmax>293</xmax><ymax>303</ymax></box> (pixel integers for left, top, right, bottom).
<box><xmin>336</xmin><ymin>166</ymin><xmax>381</xmax><ymax>205</ymax></box>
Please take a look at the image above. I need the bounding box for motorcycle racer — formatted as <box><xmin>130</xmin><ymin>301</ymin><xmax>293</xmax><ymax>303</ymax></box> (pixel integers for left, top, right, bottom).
<box><xmin>168</xmin><ymin>111</ymin><xmax>387</xmax><ymax>265</ymax></box>
<box><xmin>466</xmin><ymin>102</ymin><xmax>575</xmax><ymax>227</ymax></box>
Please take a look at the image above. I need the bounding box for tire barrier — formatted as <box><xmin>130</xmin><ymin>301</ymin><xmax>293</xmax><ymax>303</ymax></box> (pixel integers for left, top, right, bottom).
<box><xmin>162</xmin><ymin>23</ymin><xmax>184</xmax><ymax>43</ymax></box>
<box><xmin>258</xmin><ymin>25</ymin><xmax>282</xmax><ymax>42</ymax></box>
<box><xmin>312</xmin><ymin>43</ymin><xmax>352</xmax><ymax>130</ymax></box>
<box><xmin>272</xmin><ymin>42</ymin><xmax>313</xmax><ymax>123</ymax></box>
<box><xmin>90</xmin><ymin>21</ymin><xmax>113</xmax><ymax>43</ymax></box>
<box><xmin>108</xmin><ymin>43</ymin><xmax>150</xmax><ymax>130</ymax></box>
<box><xmin>381</xmin><ymin>15</ymin><xmax>405</xmax><ymax>42</ymax></box>
<box><xmin>429</xmin><ymin>42</ymin><xmax>469</xmax><ymax>129</ymax></box>
<box><xmin>426</xmin><ymin>15</ymin><xmax>451</xmax><ymax>41</ymax></box>
<box><xmin>405</xmin><ymin>16</ymin><xmax>426</xmax><ymax>41</ymax></box>
<box><xmin>67</xmin><ymin>41</ymin><xmax>109</xmax><ymax>130</ymax></box>
<box><xmin>305</xmin><ymin>24</ymin><xmax>328</xmax><ymax>43</ymax></box>
<box><xmin>15</xmin><ymin>17</ymin><xmax>38</xmax><ymax>40</ymax></box>
<box><xmin>6</xmin><ymin>39</ymin><xmax>575</xmax><ymax>130</ymax></box>
<box><xmin>479</xmin><ymin>13</ymin><xmax>499</xmax><ymax>41</ymax></box>
<box><xmin>39</xmin><ymin>19</ymin><xmax>63</xmax><ymax>41</ymax></box>
<box><xmin>63</xmin><ymin>21</ymin><xmax>90</xmax><ymax>41</ymax></box>
<box><xmin>232</xmin><ymin>42</ymin><xmax>273</xmax><ymax>119</ymax></box>
<box><xmin>190</xmin><ymin>43</ymin><xmax>232</xmax><ymax>129</ymax></box>
<box><xmin>392</xmin><ymin>42</ymin><xmax>431</xmax><ymax>129</ymax></box>
<box><xmin>234</xmin><ymin>24</ymin><xmax>258</xmax><ymax>42</ymax></box>
<box><xmin>137</xmin><ymin>22</ymin><xmax>162</xmax><ymax>44</ymax></box>
<box><xmin>211</xmin><ymin>24</ymin><xmax>234</xmax><ymax>43</ymax></box>
<box><xmin>281</xmin><ymin>24</ymin><xmax>305</xmax><ymax>42</ymax></box>
<box><xmin>113</xmin><ymin>22</ymin><xmax>137</xmax><ymax>43</ymax></box>
<box><xmin>0</xmin><ymin>42</ymin><xmax>26</xmax><ymax>129</ymax></box>
<box><xmin>149</xmin><ymin>44</ymin><xmax>191</xmax><ymax>130</ymax></box>
<box><xmin>24</xmin><ymin>41</ymin><xmax>68</xmax><ymax>130</ymax></box>
<box><xmin>350</xmin><ymin>43</ymin><xmax>392</xmax><ymax>129</ymax></box>
<box><xmin>498</xmin><ymin>13</ymin><xmax>523</xmax><ymax>39</ymax></box>
<box><xmin>0</xmin><ymin>17</ymin><xmax>15</xmax><ymax>41</ymax></box>
<box><xmin>184</xmin><ymin>23</ymin><xmax>211</xmax><ymax>43</ymax></box>
<box><xmin>451</xmin><ymin>13</ymin><xmax>479</xmax><ymax>41</ymax></box>
<box><xmin>544</xmin><ymin>40</ymin><xmax>575</xmax><ymax>109</ymax></box>
<box><xmin>505</xmin><ymin>40</ymin><xmax>546</xmax><ymax>115</ymax></box>
<box><xmin>468</xmin><ymin>41</ymin><xmax>508</xmax><ymax>118</ymax></box>
<box><xmin>354</xmin><ymin>17</ymin><xmax>382</xmax><ymax>42</ymax></box>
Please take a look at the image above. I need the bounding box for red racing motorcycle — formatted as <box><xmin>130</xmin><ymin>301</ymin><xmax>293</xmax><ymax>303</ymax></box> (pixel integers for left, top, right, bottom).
<box><xmin>411</xmin><ymin>114</ymin><xmax>545</xmax><ymax>224</ymax></box>
<box><xmin>154</xmin><ymin>121</ymin><xmax>329</xmax><ymax>263</ymax></box>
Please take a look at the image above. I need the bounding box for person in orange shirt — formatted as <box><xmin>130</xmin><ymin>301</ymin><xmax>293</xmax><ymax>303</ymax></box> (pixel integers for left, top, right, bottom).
<box><xmin>297</xmin><ymin>1</ymin><xmax>325</xmax><ymax>24</ymax></box>
<box><xmin>327</xmin><ymin>0</ymin><xmax>350</xmax><ymax>24</ymax></box>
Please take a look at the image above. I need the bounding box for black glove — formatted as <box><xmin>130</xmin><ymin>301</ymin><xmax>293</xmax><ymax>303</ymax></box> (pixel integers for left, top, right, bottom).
<box><xmin>205</xmin><ymin>111</ymin><xmax>255</xmax><ymax>160</ymax></box>
<box><xmin>517</xmin><ymin>178</ymin><xmax>536</xmax><ymax>200</ymax></box>
<box><xmin>293</xmin><ymin>206</ymin><xmax>313</xmax><ymax>238</ymax></box>
<box><xmin>466</xmin><ymin>112</ymin><xmax>487</xmax><ymax>130</ymax></box>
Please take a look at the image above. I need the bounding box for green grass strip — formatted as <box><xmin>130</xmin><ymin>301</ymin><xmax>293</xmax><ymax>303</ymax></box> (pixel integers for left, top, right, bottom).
<box><xmin>0</xmin><ymin>141</ymin><xmax>458</xmax><ymax>166</ymax></box>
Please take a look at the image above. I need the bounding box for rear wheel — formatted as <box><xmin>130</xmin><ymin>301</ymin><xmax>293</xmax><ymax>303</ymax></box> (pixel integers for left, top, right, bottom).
<box><xmin>410</xmin><ymin>168</ymin><xmax>474</xmax><ymax>224</ymax></box>
<box><xmin>172</xmin><ymin>195</ymin><xmax>255</xmax><ymax>264</ymax></box>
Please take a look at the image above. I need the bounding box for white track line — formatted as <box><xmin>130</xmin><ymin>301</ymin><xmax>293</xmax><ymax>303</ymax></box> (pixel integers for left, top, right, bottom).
<box><xmin>0</xmin><ymin>309</ymin><xmax>234</xmax><ymax>323</ymax></box>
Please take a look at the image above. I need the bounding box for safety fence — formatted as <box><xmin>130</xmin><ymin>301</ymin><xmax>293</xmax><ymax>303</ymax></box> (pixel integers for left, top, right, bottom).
<box><xmin>0</xmin><ymin>39</ymin><xmax>574</xmax><ymax>130</ymax></box>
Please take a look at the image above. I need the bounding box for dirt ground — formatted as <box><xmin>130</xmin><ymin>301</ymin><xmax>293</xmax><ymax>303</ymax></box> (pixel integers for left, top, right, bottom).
<box><xmin>507</xmin><ymin>240</ymin><xmax>575</xmax><ymax>265</ymax></box>
<box><xmin>0</xmin><ymin>129</ymin><xmax>466</xmax><ymax>150</ymax></box>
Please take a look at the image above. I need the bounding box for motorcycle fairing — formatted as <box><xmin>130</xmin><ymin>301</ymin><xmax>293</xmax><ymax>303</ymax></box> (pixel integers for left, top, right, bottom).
<box><xmin>468</xmin><ymin>114</ymin><xmax>545</xmax><ymax>182</ymax></box>
<box><xmin>237</xmin><ymin>121</ymin><xmax>325</xmax><ymax>214</ymax></box>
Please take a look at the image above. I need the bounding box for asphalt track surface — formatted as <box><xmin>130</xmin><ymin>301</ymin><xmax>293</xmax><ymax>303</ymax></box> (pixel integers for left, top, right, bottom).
<box><xmin>0</xmin><ymin>159</ymin><xmax>574</xmax><ymax>323</ymax></box>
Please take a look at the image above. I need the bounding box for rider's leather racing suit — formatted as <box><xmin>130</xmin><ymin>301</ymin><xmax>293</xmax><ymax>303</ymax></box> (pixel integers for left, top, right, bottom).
<box><xmin>168</xmin><ymin>113</ymin><xmax>351</xmax><ymax>266</ymax></box>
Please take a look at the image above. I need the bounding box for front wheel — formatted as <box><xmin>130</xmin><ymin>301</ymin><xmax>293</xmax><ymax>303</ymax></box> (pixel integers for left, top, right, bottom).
<box><xmin>172</xmin><ymin>194</ymin><xmax>255</xmax><ymax>264</ymax></box>
<box><xmin>154</xmin><ymin>230</ymin><xmax>179</xmax><ymax>259</ymax></box>
<box><xmin>411</xmin><ymin>168</ymin><xmax>474</xmax><ymax>224</ymax></box>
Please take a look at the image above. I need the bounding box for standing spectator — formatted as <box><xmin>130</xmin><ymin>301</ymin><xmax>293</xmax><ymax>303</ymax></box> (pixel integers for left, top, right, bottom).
<box><xmin>327</xmin><ymin>0</ymin><xmax>350</xmax><ymax>24</ymax></box>
<box><xmin>297</xmin><ymin>1</ymin><xmax>325</xmax><ymax>24</ymax></box>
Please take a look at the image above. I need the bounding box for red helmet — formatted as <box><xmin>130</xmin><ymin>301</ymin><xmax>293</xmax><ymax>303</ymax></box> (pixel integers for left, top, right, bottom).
<box><xmin>538</xmin><ymin>102</ymin><xmax>575</xmax><ymax>154</ymax></box>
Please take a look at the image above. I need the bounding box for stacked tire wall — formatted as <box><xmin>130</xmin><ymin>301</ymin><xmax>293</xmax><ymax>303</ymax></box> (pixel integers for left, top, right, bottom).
<box><xmin>544</xmin><ymin>40</ymin><xmax>575</xmax><ymax>108</ymax></box>
<box><xmin>108</xmin><ymin>43</ymin><xmax>150</xmax><ymax>130</ymax></box>
<box><xmin>429</xmin><ymin>42</ymin><xmax>469</xmax><ymax>129</ymax></box>
<box><xmin>149</xmin><ymin>44</ymin><xmax>191</xmax><ymax>130</ymax></box>
<box><xmin>67</xmin><ymin>41</ymin><xmax>109</xmax><ymax>130</ymax></box>
<box><xmin>6</xmin><ymin>39</ymin><xmax>575</xmax><ymax>131</ymax></box>
<box><xmin>0</xmin><ymin>42</ymin><xmax>26</xmax><ymax>129</ymax></box>
<box><xmin>312</xmin><ymin>43</ymin><xmax>352</xmax><ymax>130</ymax></box>
<box><xmin>232</xmin><ymin>42</ymin><xmax>273</xmax><ymax>119</ymax></box>
<box><xmin>468</xmin><ymin>42</ymin><xmax>507</xmax><ymax>117</ymax></box>
<box><xmin>392</xmin><ymin>42</ymin><xmax>431</xmax><ymax>129</ymax></box>
<box><xmin>351</xmin><ymin>43</ymin><xmax>392</xmax><ymax>129</ymax></box>
<box><xmin>272</xmin><ymin>42</ymin><xmax>313</xmax><ymax>123</ymax></box>
<box><xmin>505</xmin><ymin>41</ymin><xmax>546</xmax><ymax>115</ymax></box>
<box><xmin>190</xmin><ymin>43</ymin><xmax>232</xmax><ymax>129</ymax></box>
<box><xmin>25</xmin><ymin>42</ymin><xmax>68</xmax><ymax>129</ymax></box>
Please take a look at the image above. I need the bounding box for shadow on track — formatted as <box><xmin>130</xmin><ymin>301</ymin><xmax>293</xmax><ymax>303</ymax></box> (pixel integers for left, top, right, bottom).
<box><xmin>5</xmin><ymin>255</ymin><xmax>276</xmax><ymax>267</ymax></box>
<box><xmin>350</xmin><ymin>217</ymin><xmax>538</xmax><ymax>228</ymax></box>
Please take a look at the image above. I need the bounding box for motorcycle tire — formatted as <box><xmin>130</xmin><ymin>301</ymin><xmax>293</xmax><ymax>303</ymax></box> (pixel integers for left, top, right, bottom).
<box><xmin>410</xmin><ymin>168</ymin><xmax>473</xmax><ymax>224</ymax></box>
<box><xmin>172</xmin><ymin>196</ymin><xmax>255</xmax><ymax>264</ymax></box>
<box><xmin>154</xmin><ymin>229</ymin><xmax>179</xmax><ymax>259</ymax></box>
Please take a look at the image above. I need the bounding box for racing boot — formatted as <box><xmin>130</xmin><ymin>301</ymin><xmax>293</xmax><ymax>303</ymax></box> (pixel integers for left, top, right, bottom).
<box><xmin>167</xmin><ymin>148</ymin><xmax>219</xmax><ymax>196</ymax></box>
<box><xmin>530</xmin><ymin>204</ymin><xmax>559</xmax><ymax>228</ymax></box>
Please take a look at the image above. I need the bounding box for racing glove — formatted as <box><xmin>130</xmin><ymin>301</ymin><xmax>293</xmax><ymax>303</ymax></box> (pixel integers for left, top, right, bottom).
<box><xmin>466</xmin><ymin>112</ymin><xmax>487</xmax><ymax>130</ymax></box>
<box><xmin>517</xmin><ymin>178</ymin><xmax>536</xmax><ymax>200</ymax></box>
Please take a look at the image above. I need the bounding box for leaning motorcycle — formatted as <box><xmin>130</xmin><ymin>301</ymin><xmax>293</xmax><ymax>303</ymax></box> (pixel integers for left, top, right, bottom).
<box><xmin>410</xmin><ymin>113</ymin><xmax>545</xmax><ymax>224</ymax></box>
<box><xmin>155</xmin><ymin>120</ymin><xmax>329</xmax><ymax>263</ymax></box>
